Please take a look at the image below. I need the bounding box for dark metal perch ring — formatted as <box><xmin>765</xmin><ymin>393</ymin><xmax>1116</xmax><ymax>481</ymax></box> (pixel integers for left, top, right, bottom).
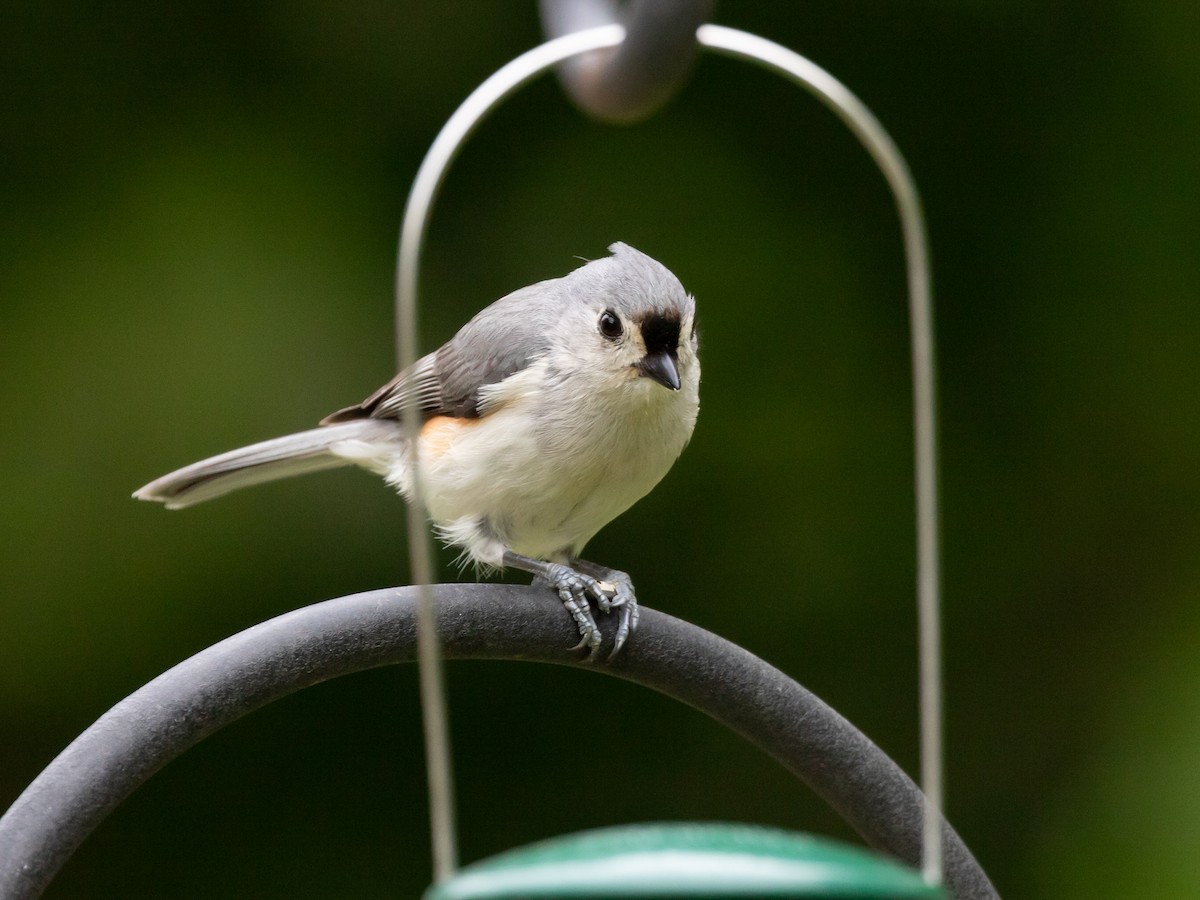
<box><xmin>0</xmin><ymin>585</ymin><xmax>997</xmax><ymax>899</ymax></box>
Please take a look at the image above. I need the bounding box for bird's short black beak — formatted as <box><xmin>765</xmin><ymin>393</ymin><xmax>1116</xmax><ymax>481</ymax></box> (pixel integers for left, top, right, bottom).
<box><xmin>636</xmin><ymin>349</ymin><xmax>681</xmax><ymax>391</ymax></box>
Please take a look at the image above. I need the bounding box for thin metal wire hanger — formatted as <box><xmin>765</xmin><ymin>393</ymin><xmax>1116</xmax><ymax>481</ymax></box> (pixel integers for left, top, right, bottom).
<box><xmin>396</xmin><ymin>15</ymin><xmax>943</xmax><ymax>889</ymax></box>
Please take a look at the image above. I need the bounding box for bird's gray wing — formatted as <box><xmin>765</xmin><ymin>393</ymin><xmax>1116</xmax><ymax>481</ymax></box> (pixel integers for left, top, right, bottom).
<box><xmin>320</xmin><ymin>281</ymin><xmax>558</xmax><ymax>425</ymax></box>
<box><xmin>319</xmin><ymin>353</ymin><xmax>443</xmax><ymax>424</ymax></box>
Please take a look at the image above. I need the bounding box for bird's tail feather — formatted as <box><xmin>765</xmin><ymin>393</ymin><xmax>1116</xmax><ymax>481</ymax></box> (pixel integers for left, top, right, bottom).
<box><xmin>133</xmin><ymin>420</ymin><xmax>400</xmax><ymax>509</ymax></box>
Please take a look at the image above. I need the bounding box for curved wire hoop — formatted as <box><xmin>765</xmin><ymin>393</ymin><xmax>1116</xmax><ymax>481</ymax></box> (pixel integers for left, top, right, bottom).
<box><xmin>397</xmin><ymin>23</ymin><xmax>943</xmax><ymax>885</ymax></box>
<box><xmin>699</xmin><ymin>27</ymin><xmax>944</xmax><ymax>884</ymax></box>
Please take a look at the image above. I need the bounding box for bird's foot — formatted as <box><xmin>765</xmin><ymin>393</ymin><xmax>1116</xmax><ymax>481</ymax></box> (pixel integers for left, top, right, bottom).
<box><xmin>570</xmin><ymin>561</ymin><xmax>640</xmax><ymax>661</ymax></box>
<box><xmin>505</xmin><ymin>551</ymin><xmax>640</xmax><ymax>662</ymax></box>
<box><xmin>538</xmin><ymin>562</ymin><xmax>611</xmax><ymax>661</ymax></box>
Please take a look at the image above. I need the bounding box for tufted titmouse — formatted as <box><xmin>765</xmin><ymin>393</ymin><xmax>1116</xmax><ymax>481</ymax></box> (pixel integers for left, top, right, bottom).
<box><xmin>135</xmin><ymin>243</ymin><xmax>700</xmax><ymax>659</ymax></box>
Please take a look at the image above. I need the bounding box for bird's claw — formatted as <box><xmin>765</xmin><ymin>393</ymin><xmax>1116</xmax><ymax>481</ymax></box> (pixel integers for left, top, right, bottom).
<box><xmin>542</xmin><ymin>563</ymin><xmax>605</xmax><ymax>661</ymax></box>
<box><xmin>597</xmin><ymin>571</ymin><xmax>639</xmax><ymax>660</ymax></box>
<box><xmin>541</xmin><ymin>564</ymin><xmax>640</xmax><ymax>662</ymax></box>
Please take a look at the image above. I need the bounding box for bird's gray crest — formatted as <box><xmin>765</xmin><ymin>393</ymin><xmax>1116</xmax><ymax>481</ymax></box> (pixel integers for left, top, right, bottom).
<box><xmin>568</xmin><ymin>242</ymin><xmax>694</xmax><ymax>321</ymax></box>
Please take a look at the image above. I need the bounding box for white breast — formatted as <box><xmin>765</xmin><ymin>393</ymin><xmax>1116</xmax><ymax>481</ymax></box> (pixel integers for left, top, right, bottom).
<box><xmin>390</xmin><ymin>357</ymin><xmax>699</xmax><ymax>568</ymax></box>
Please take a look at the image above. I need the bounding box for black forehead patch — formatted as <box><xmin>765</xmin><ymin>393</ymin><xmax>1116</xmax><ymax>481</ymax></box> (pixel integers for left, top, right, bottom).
<box><xmin>637</xmin><ymin>311</ymin><xmax>682</xmax><ymax>355</ymax></box>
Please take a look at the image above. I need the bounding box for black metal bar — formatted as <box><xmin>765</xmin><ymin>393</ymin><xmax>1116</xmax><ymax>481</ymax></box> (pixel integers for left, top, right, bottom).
<box><xmin>538</xmin><ymin>0</ymin><xmax>714</xmax><ymax>122</ymax></box>
<box><xmin>0</xmin><ymin>585</ymin><xmax>997</xmax><ymax>899</ymax></box>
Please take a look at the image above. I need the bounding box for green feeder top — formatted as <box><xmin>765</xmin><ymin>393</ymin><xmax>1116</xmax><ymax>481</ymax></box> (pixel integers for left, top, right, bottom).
<box><xmin>424</xmin><ymin>823</ymin><xmax>945</xmax><ymax>899</ymax></box>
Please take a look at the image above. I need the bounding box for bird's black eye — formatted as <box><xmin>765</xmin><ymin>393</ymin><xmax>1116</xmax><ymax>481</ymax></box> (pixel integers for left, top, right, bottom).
<box><xmin>598</xmin><ymin>309</ymin><xmax>623</xmax><ymax>340</ymax></box>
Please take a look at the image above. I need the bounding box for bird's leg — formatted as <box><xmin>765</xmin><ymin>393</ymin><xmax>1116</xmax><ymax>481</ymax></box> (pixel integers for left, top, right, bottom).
<box><xmin>569</xmin><ymin>559</ymin><xmax>639</xmax><ymax>660</ymax></box>
<box><xmin>502</xmin><ymin>551</ymin><xmax>607</xmax><ymax>661</ymax></box>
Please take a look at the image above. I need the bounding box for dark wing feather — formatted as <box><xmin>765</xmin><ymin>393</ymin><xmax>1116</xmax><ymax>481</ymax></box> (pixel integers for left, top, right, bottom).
<box><xmin>319</xmin><ymin>353</ymin><xmax>442</xmax><ymax>424</ymax></box>
<box><xmin>320</xmin><ymin>282</ymin><xmax>558</xmax><ymax>425</ymax></box>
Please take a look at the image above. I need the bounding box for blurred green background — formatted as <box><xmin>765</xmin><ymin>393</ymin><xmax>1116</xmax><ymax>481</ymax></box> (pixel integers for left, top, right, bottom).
<box><xmin>3</xmin><ymin>2</ymin><xmax>1198</xmax><ymax>897</ymax></box>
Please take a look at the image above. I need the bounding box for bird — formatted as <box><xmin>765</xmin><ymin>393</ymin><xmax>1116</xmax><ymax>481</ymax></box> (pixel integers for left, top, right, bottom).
<box><xmin>134</xmin><ymin>242</ymin><xmax>700</xmax><ymax>659</ymax></box>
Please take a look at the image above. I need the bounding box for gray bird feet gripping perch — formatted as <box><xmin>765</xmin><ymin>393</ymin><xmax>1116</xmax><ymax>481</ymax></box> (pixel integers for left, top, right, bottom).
<box><xmin>571</xmin><ymin>558</ymin><xmax>640</xmax><ymax>655</ymax></box>
<box><xmin>502</xmin><ymin>551</ymin><xmax>640</xmax><ymax>661</ymax></box>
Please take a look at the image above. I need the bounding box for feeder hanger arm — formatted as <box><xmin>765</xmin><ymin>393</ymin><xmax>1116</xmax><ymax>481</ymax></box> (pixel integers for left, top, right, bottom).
<box><xmin>538</xmin><ymin>0</ymin><xmax>715</xmax><ymax>122</ymax></box>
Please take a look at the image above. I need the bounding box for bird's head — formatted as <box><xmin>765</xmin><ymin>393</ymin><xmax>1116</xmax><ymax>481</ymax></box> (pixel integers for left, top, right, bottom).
<box><xmin>566</xmin><ymin>242</ymin><xmax>699</xmax><ymax>397</ymax></box>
